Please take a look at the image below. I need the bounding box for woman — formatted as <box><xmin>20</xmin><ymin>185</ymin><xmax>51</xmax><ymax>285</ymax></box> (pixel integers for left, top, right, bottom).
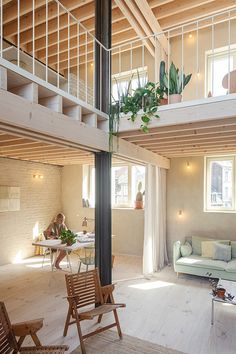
<box><xmin>44</xmin><ymin>213</ymin><xmax>67</xmax><ymax>269</ymax></box>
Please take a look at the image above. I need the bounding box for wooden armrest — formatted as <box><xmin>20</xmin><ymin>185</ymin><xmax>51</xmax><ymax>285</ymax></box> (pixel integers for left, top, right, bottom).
<box><xmin>12</xmin><ymin>318</ymin><xmax>44</xmax><ymax>337</ymax></box>
<box><xmin>101</xmin><ymin>284</ymin><xmax>115</xmax><ymax>296</ymax></box>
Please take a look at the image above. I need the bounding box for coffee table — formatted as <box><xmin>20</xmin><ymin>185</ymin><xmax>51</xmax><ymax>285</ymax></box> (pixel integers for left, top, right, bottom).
<box><xmin>211</xmin><ymin>279</ymin><xmax>236</xmax><ymax>325</ymax></box>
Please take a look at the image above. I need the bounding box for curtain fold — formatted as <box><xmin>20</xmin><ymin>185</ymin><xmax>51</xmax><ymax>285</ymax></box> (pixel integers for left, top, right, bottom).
<box><xmin>143</xmin><ymin>164</ymin><xmax>168</xmax><ymax>275</ymax></box>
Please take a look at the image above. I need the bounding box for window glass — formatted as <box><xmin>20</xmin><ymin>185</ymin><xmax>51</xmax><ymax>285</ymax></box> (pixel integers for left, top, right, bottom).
<box><xmin>206</xmin><ymin>47</ymin><xmax>236</xmax><ymax>97</ymax></box>
<box><xmin>206</xmin><ymin>158</ymin><xmax>233</xmax><ymax>211</ymax></box>
<box><xmin>112</xmin><ymin>166</ymin><xmax>129</xmax><ymax>206</ymax></box>
<box><xmin>112</xmin><ymin>67</ymin><xmax>147</xmax><ymax>102</ymax></box>
<box><xmin>131</xmin><ymin>165</ymin><xmax>145</xmax><ymax>204</ymax></box>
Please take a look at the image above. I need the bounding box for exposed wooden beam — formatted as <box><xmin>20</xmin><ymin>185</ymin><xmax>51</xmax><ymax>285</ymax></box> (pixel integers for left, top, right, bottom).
<box><xmin>135</xmin><ymin>0</ymin><xmax>168</xmax><ymax>53</ymax></box>
<box><xmin>114</xmin><ymin>0</ymin><xmax>155</xmax><ymax>56</ymax></box>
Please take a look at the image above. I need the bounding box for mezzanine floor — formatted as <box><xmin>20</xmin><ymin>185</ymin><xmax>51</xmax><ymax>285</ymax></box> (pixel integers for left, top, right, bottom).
<box><xmin>1</xmin><ymin>254</ymin><xmax>236</xmax><ymax>354</ymax></box>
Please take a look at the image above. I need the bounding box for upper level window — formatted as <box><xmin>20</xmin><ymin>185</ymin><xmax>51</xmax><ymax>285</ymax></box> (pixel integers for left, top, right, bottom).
<box><xmin>205</xmin><ymin>156</ymin><xmax>234</xmax><ymax>212</ymax></box>
<box><xmin>83</xmin><ymin>164</ymin><xmax>145</xmax><ymax>208</ymax></box>
<box><xmin>206</xmin><ymin>46</ymin><xmax>236</xmax><ymax>97</ymax></box>
<box><xmin>112</xmin><ymin>67</ymin><xmax>147</xmax><ymax>102</ymax></box>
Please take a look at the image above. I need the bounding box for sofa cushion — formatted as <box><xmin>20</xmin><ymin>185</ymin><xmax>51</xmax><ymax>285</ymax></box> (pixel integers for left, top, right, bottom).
<box><xmin>201</xmin><ymin>241</ymin><xmax>214</xmax><ymax>258</ymax></box>
<box><xmin>212</xmin><ymin>243</ymin><xmax>231</xmax><ymax>262</ymax></box>
<box><xmin>180</xmin><ymin>242</ymin><xmax>192</xmax><ymax>257</ymax></box>
<box><xmin>191</xmin><ymin>236</ymin><xmax>230</xmax><ymax>256</ymax></box>
<box><xmin>231</xmin><ymin>241</ymin><xmax>236</xmax><ymax>259</ymax></box>
<box><xmin>176</xmin><ymin>255</ymin><xmax>227</xmax><ymax>271</ymax></box>
<box><xmin>201</xmin><ymin>240</ymin><xmax>231</xmax><ymax>258</ymax></box>
<box><xmin>192</xmin><ymin>236</ymin><xmax>213</xmax><ymax>255</ymax></box>
<box><xmin>225</xmin><ymin>259</ymin><xmax>236</xmax><ymax>273</ymax></box>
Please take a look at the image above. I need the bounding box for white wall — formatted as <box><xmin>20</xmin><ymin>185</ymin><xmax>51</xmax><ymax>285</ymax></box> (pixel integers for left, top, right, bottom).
<box><xmin>61</xmin><ymin>165</ymin><xmax>144</xmax><ymax>257</ymax></box>
<box><xmin>0</xmin><ymin>158</ymin><xmax>62</xmax><ymax>265</ymax></box>
<box><xmin>167</xmin><ymin>156</ymin><xmax>236</xmax><ymax>262</ymax></box>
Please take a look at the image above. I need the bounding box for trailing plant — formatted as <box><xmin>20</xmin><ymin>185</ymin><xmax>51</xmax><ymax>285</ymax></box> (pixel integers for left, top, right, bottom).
<box><xmin>161</xmin><ymin>61</ymin><xmax>192</xmax><ymax>95</ymax></box>
<box><xmin>59</xmin><ymin>229</ymin><xmax>77</xmax><ymax>246</ymax></box>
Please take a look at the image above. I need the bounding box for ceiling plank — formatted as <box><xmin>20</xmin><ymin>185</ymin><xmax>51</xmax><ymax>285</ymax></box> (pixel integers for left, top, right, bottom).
<box><xmin>4</xmin><ymin>0</ymin><xmax>94</xmax><ymax>38</ymax></box>
<box><xmin>153</xmin><ymin>0</ymin><xmax>215</xmax><ymax>20</ymax></box>
<box><xmin>159</xmin><ymin>0</ymin><xmax>236</xmax><ymax>29</ymax></box>
<box><xmin>3</xmin><ymin>0</ymin><xmax>51</xmax><ymax>25</ymax></box>
<box><xmin>125</xmin><ymin>125</ymin><xmax>236</xmax><ymax>143</ymax></box>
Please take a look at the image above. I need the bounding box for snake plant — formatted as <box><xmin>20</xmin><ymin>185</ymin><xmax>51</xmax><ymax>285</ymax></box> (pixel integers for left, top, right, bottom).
<box><xmin>161</xmin><ymin>61</ymin><xmax>192</xmax><ymax>95</ymax></box>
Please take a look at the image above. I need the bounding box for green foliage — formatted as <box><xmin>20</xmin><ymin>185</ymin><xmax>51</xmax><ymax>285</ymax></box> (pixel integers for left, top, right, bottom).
<box><xmin>110</xmin><ymin>76</ymin><xmax>162</xmax><ymax>139</ymax></box>
<box><xmin>59</xmin><ymin>229</ymin><xmax>77</xmax><ymax>246</ymax></box>
<box><xmin>161</xmin><ymin>61</ymin><xmax>192</xmax><ymax>95</ymax></box>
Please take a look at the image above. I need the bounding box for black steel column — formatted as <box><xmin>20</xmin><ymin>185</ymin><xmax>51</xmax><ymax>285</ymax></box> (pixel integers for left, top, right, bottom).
<box><xmin>95</xmin><ymin>0</ymin><xmax>112</xmax><ymax>113</ymax></box>
<box><xmin>95</xmin><ymin>0</ymin><xmax>112</xmax><ymax>285</ymax></box>
<box><xmin>95</xmin><ymin>152</ymin><xmax>112</xmax><ymax>285</ymax></box>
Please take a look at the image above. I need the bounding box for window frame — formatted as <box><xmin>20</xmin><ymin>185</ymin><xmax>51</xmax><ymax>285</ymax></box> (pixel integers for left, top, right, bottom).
<box><xmin>204</xmin><ymin>155</ymin><xmax>236</xmax><ymax>213</ymax></box>
<box><xmin>111</xmin><ymin>66</ymin><xmax>148</xmax><ymax>103</ymax></box>
<box><xmin>83</xmin><ymin>163</ymin><xmax>145</xmax><ymax>209</ymax></box>
<box><xmin>205</xmin><ymin>45</ymin><xmax>236</xmax><ymax>98</ymax></box>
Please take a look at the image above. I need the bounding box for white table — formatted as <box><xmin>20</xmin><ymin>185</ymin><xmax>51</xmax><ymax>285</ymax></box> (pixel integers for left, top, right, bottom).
<box><xmin>32</xmin><ymin>238</ymin><xmax>94</xmax><ymax>272</ymax></box>
<box><xmin>211</xmin><ymin>279</ymin><xmax>236</xmax><ymax>325</ymax></box>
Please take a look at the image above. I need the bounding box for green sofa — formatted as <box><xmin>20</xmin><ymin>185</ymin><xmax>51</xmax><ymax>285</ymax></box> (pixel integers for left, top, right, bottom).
<box><xmin>173</xmin><ymin>237</ymin><xmax>236</xmax><ymax>281</ymax></box>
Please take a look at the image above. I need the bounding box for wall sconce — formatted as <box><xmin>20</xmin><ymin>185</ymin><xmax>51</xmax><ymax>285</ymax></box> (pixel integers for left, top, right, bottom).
<box><xmin>178</xmin><ymin>210</ymin><xmax>183</xmax><ymax>217</ymax></box>
<box><xmin>33</xmin><ymin>174</ymin><xmax>43</xmax><ymax>179</ymax></box>
<box><xmin>186</xmin><ymin>161</ymin><xmax>190</xmax><ymax>169</ymax></box>
<box><xmin>188</xmin><ymin>33</ymin><xmax>193</xmax><ymax>39</ymax></box>
<box><xmin>90</xmin><ymin>62</ymin><xmax>94</xmax><ymax>67</ymax></box>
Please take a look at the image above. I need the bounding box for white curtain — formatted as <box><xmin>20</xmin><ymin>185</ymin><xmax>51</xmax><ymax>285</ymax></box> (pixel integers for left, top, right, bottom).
<box><xmin>143</xmin><ymin>164</ymin><xmax>168</xmax><ymax>275</ymax></box>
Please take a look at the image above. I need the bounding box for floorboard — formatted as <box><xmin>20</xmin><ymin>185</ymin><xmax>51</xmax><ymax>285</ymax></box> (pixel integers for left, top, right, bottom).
<box><xmin>0</xmin><ymin>255</ymin><xmax>236</xmax><ymax>354</ymax></box>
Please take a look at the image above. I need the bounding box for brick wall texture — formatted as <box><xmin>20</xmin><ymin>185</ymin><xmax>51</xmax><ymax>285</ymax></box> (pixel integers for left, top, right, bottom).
<box><xmin>0</xmin><ymin>157</ymin><xmax>62</xmax><ymax>265</ymax></box>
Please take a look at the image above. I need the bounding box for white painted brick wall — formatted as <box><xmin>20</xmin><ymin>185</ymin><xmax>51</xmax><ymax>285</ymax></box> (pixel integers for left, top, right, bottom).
<box><xmin>0</xmin><ymin>158</ymin><xmax>62</xmax><ymax>265</ymax></box>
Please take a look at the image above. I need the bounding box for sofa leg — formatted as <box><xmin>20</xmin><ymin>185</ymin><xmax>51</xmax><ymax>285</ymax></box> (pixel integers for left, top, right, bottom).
<box><xmin>177</xmin><ymin>272</ymin><xmax>179</xmax><ymax>278</ymax></box>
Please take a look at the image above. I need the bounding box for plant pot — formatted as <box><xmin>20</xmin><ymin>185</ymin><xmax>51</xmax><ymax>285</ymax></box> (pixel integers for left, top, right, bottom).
<box><xmin>216</xmin><ymin>288</ymin><xmax>226</xmax><ymax>299</ymax></box>
<box><xmin>160</xmin><ymin>98</ymin><xmax>168</xmax><ymax>105</ymax></box>
<box><xmin>134</xmin><ymin>201</ymin><xmax>143</xmax><ymax>209</ymax></box>
<box><xmin>169</xmin><ymin>94</ymin><xmax>182</xmax><ymax>104</ymax></box>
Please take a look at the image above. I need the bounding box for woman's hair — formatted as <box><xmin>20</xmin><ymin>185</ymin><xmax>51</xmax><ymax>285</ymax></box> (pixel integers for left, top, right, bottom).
<box><xmin>55</xmin><ymin>213</ymin><xmax>65</xmax><ymax>222</ymax></box>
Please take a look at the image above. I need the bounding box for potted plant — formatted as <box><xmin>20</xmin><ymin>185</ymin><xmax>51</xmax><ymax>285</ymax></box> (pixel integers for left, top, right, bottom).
<box><xmin>161</xmin><ymin>61</ymin><xmax>192</xmax><ymax>104</ymax></box>
<box><xmin>159</xmin><ymin>61</ymin><xmax>168</xmax><ymax>105</ymax></box>
<box><xmin>134</xmin><ymin>181</ymin><xmax>144</xmax><ymax>209</ymax></box>
<box><xmin>59</xmin><ymin>229</ymin><xmax>77</xmax><ymax>246</ymax></box>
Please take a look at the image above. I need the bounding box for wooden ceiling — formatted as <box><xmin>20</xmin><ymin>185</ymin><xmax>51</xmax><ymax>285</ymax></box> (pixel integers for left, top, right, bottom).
<box><xmin>119</xmin><ymin>117</ymin><xmax>236</xmax><ymax>158</ymax></box>
<box><xmin>0</xmin><ymin>131</ymin><xmax>94</xmax><ymax>165</ymax></box>
<box><xmin>2</xmin><ymin>0</ymin><xmax>236</xmax><ymax>73</ymax></box>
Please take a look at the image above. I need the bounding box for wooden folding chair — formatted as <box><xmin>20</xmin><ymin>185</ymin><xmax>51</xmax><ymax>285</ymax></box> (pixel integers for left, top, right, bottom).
<box><xmin>63</xmin><ymin>268</ymin><xmax>126</xmax><ymax>354</ymax></box>
<box><xmin>0</xmin><ymin>301</ymin><xmax>68</xmax><ymax>354</ymax></box>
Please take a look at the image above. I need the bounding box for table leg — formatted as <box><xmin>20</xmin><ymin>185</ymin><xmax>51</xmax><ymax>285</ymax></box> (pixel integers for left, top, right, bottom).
<box><xmin>50</xmin><ymin>248</ymin><xmax>53</xmax><ymax>271</ymax></box>
<box><xmin>67</xmin><ymin>251</ymin><xmax>72</xmax><ymax>273</ymax></box>
<box><xmin>211</xmin><ymin>298</ymin><xmax>214</xmax><ymax>325</ymax></box>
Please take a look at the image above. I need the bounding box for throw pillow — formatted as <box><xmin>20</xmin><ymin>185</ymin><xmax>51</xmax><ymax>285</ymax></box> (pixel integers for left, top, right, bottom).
<box><xmin>180</xmin><ymin>242</ymin><xmax>192</xmax><ymax>257</ymax></box>
<box><xmin>201</xmin><ymin>241</ymin><xmax>214</xmax><ymax>258</ymax></box>
<box><xmin>201</xmin><ymin>240</ymin><xmax>231</xmax><ymax>258</ymax></box>
<box><xmin>212</xmin><ymin>243</ymin><xmax>231</xmax><ymax>262</ymax></box>
<box><xmin>231</xmin><ymin>241</ymin><xmax>236</xmax><ymax>258</ymax></box>
<box><xmin>192</xmin><ymin>236</ymin><xmax>213</xmax><ymax>255</ymax></box>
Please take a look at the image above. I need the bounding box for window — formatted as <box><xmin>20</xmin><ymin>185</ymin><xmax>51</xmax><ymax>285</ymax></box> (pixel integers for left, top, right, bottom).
<box><xmin>83</xmin><ymin>164</ymin><xmax>145</xmax><ymax>208</ymax></box>
<box><xmin>112</xmin><ymin>67</ymin><xmax>147</xmax><ymax>102</ymax></box>
<box><xmin>205</xmin><ymin>156</ymin><xmax>234</xmax><ymax>212</ymax></box>
<box><xmin>206</xmin><ymin>46</ymin><xmax>236</xmax><ymax>97</ymax></box>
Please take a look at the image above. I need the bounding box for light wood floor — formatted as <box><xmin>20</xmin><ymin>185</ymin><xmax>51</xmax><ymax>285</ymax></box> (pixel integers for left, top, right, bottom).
<box><xmin>1</xmin><ymin>255</ymin><xmax>236</xmax><ymax>354</ymax></box>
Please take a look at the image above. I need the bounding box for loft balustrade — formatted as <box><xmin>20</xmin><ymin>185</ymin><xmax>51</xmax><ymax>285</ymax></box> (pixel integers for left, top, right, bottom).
<box><xmin>0</xmin><ymin>1</ymin><xmax>235</xmax><ymax>122</ymax></box>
